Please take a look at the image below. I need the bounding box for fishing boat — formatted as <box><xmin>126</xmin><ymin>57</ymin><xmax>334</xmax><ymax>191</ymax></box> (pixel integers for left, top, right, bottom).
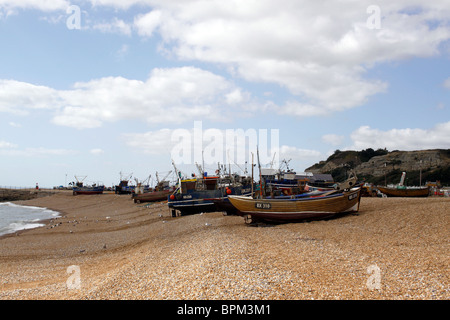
<box><xmin>261</xmin><ymin>168</ymin><xmax>309</xmax><ymax>197</ymax></box>
<box><xmin>72</xmin><ymin>176</ymin><xmax>104</xmax><ymax>195</ymax></box>
<box><xmin>168</xmin><ymin>174</ymin><xmax>253</xmax><ymax>216</ymax></box>
<box><xmin>73</xmin><ymin>185</ymin><xmax>105</xmax><ymax>195</ymax></box>
<box><xmin>132</xmin><ymin>171</ymin><xmax>174</xmax><ymax>203</ymax></box>
<box><xmin>227</xmin><ymin>169</ymin><xmax>361</xmax><ymax>223</ymax></box>
<box><xmin>228</xmin><ymin>187</ymin><xmax>362</xmax><ymax>224</ymax></box>
<box><xmin>115</xmin><ymin>172</ymin><xmax>135</xmax><ymax>194</ymax></box>
<box><xmin>133</xmin><ymin>188</ymin><xmax>175</xmax><ymax>203</ymax></box>
<box><xmin>377</xmin><ymin>186</ymin><xmax>429</xmax><ymax>197</ymax></box>
<box><xmin>377</xmin><ymin>172</ymin><xmax>430</xmax><ymax>197</ymax></box>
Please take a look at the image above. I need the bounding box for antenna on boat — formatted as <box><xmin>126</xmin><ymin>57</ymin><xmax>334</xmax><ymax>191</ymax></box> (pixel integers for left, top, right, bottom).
<box><xmin>171</xmin><ymin>159</ymin><xmax>182</xmax><ymax>186</ymax></box>
<box><xmin>270</xmin><ymin>152</ymin><xmax>277</xmax><ymax>169</ymax></box>
<box><xmin>251</xmin><ymin>152</ymin><xmax>254</xmax><ymax>196</ymax></box>
<box><xmin>257</xmin><ymin>146</ymin><xmax>264</xmax><ymax>199</ymax></box>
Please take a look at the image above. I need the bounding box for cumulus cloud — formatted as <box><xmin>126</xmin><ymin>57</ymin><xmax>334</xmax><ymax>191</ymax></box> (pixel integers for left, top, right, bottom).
<box><xmin>0</xmin><ymin>0</ymin><xmax>69</xmax><ymax>12</ymax></box>
<box><xmin>0</xmin><ymin>67</ymin><xmax>247</xmax><ymax>129</ymax></box>
<box><xmin>0</xmin><ymin>146</ymin><xmax>78</xmax><ymax>157</ymax></box>
<box><xmin>279</xmin><ymin>145</ymin><xmax>322</xmax><ymax>161</ymax></box>
<box><xmin>0</xmin><ymin>139</ymin><xmax>78</xmax><ymax>157</ymax></box>
<box><xmin>0</xmin><ymin>140</ymin><xmax>18</xmax><ymax>149</ymax></box>
<box><xmin>93</xmin><ymin>17</ymin><xmax>132</xmax><ymax>36</ymax></box>
<box><xmin>3</xmin><ymin>1</ymin><xmax>450</xmax><ymax>121</ymax></box>
<box><xmin>0</xmin><ymin>80</ymin><xmax>61</xmax><ymax>114</ymax></box>
<box><xmin>90</xmin><ymin>148</ymin><xmax>105</xmax><ymax>155</ymax></box>
<box><xmin>128</xmin><ymin>0</ymin><xmax>450</xmax><ymax>116</ymax></box>
<box><xmin>349</xmin><ymin>121</ymin><xmax>450</xmax><ymax>151</ymax></box>
<box><xmin>122</xmin><ymin>129</ymin><xmax>174</xmax><ymax>155</ymax></box>
<box><xmin>322</xmin><ymin>134</ymin><xmax>345</xmax><ymax>146</ymax></box>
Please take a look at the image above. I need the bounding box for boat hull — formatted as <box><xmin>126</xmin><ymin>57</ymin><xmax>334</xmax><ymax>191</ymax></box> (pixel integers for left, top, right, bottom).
<box><xmin>133</xmin><ymin>190</ymin><xmax>172</xmax><ymax>203</ymax></box>
<box><xmin>377</xmin><ymin>186</ymin><xmax>429</xmax><ymax>197</ymax></box>
<box><xmin>168</xmin><ymin>185</ymin><xmax>253</xmax><ymax>216</ymax></box>
<box><xmin>73</xmin><ymin>186</ymin><xmax>104</xmax><ymax>195</ymax></box>
<box><xmin>168</xmin><ymin>189</ymin><xmax>223</xmax><ymax>215</ymax></box>
<box><xmin>228</xmin><ymin>187</ymin><xmax>362</xmax><ymax>222</ymax></box>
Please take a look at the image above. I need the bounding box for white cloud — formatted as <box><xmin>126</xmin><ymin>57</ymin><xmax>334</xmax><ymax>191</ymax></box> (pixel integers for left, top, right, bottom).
<box><xmin>54</xmin><ymin>67</ymin><xmax>243</xmax><ymax>128</ymax></box>
<box><xmin>349</xmin><ymin>121</ymin><xmax>450</xmax><ymax>151</ymax></box>
<box><xmin>0</xmin><ymin>146</ymin><xmax>78</xmax><ymax>157</ymax></box>
<box><xmin>0</xmin><ymin>0</ymin><xmax>69</xmax><ymax>12</ymax></box>
<box><xmin>322</xmin><ymin>134</ymin><xmax>345</xmax><ymax>146</ymax></box>
<box><xmin>3</xmin><ymin>1</ymin><xmax>450</xmax><ymax>122</ymax></box>
<box><xmin>0</xmin><ymin>80</ymin><xmax>60</xmax><ymax>114</ymax></box>
<box><xmin>89</xmin><ymin>0</ymin><xmax>152</xmax><ymax>10</ymax></box>
<box><xmin>129</xmin><ymin>0</ymin><xmax>450</xmax><ymax>117</ymax></box>
<box><xmin>8</xmin><ymin>122</ymin><xmax>21</xmax><ymax>128</ymax></box>
<box><xmin>0</xmin><ymin>140</ymin><xmax>18</xmax><ymax>149</ymax></box>
<box><xmin>134</xmin><ymin>10</ymin><xmax>162</xmax><ymax>37</ymax></box>
<box><xmin>90</xmin><ymin>148</ymin><xmax>105</xmax><ymax>155</ymax></box>
<box><xmin>122</xmin><ymin>129</ymin><xmax>174</xmax><ymax>155</ymax></box>
<box><xmin>279</xmin><ymin>145</ymin><xmax>322</xmax><ymax>160</ymax></box>
<box><xmin>0</xmin><ymin>138</ymin><xmax>78</xmax><ymax>157</ymax></box>
<box><xmin>0</xmin><ymin>67</ymin><xmax>246</xmax><ymax>129</ymax></box>
<box><xmin>115</xmin><ymin>44</ymin><xmax>129</xmax><ymax>60</ymax></box>
<box><xmin>93</xmin><ymin>18</ymin><xmax>132</xmax><ymax>36</ymax></box>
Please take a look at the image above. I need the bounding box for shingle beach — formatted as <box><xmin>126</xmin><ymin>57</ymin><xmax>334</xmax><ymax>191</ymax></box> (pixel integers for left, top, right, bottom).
<box><xmin>0</xmin><ymin>192</ymin><xmax>448</xmax><ymax>300</ymax></box>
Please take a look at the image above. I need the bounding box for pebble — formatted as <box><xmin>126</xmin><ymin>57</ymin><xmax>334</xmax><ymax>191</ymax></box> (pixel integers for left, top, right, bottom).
<box><xmin>0</xmin><ymin>193</ymin><xmax>448</xmax><ymax>300</ymax></box>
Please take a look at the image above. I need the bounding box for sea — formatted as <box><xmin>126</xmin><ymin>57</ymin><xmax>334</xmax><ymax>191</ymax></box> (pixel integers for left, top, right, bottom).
<box><xmin>0</xmin><ymin>202</ymin><xmax>60</xmax><ymax>237</ymax></box>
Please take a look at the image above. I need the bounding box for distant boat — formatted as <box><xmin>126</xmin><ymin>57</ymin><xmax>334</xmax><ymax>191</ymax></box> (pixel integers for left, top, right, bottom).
<box><xmin>377</xmin><ymin>186</ymin><xmax>429</xmax><ymax>197</ymax></box>
<box><xmin>73</xmin><ymin>185</ymin><xmax>104</xmax><ymax>195</ymax></box>
<box><xmin>377</xmin><ymin>172</ymin><xmax>430</xmax><ymax>197</ymax></box>
<box><xmin>228</xmin><ymin>187</ymin><xmax>362</xmax><ymax>224</ymax></box>
<box><xmin>115</xmin><ymin>172</ymin><xmax>135</xmax><ymax>194</ymax></box>
<box><xmin>72</xmin><ymin>175</ymin><xmax>104</xmax><ymax>195</ymax></box>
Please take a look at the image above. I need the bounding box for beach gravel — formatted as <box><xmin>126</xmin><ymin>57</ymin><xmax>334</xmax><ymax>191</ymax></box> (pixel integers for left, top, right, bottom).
<box><xmin>0</xmin><ymin>191</ymin><xmax>448</xmax><ymax>300</ymax></box>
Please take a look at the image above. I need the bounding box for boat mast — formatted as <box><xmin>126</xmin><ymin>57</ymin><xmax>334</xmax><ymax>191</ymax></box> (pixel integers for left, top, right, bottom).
<box><xmin>171</xmin><ymin>160</ymin><xmax>181</xmax><ymax>190</ymax></box>
<box><xmin>251</xmin><ymin>152</ymin><xmax>254</xmax><ymax>197</ymax></box>
<box><xmin>257</xmin><ymin>146</ymin><xmax>264</xmax><ymax>198</ymax></box>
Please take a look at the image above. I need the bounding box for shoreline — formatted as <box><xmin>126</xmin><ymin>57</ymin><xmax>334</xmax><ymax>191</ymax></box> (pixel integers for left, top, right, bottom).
<box><xmin>0</xmin><ymin>201</ymin><xmax>62</xmax><ymax>239</ymax></box>
<box><xmin>0</xmin><ymin>192</ymin><xmax>448</xmax><ymax>300</ymax></box>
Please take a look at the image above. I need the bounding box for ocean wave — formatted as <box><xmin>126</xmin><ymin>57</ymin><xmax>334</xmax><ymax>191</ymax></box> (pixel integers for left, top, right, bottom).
<box><xmin>0</xmin><ymin>203</ymin><xmax>61</xmax><ymax>236</ymax></box>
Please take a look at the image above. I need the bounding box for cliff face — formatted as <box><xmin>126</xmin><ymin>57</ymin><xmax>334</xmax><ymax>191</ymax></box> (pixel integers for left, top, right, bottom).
<box><xmin>306</xmin><ymin>149</ymin><xmax>450</xmax><ymax>185</ymax></box>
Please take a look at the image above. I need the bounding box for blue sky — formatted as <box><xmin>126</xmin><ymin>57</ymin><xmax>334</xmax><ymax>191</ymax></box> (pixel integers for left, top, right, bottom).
<box><xmin>0</xmin><ymin>0</ymin><xmax>449</xmax><ymax>188</ymax></box>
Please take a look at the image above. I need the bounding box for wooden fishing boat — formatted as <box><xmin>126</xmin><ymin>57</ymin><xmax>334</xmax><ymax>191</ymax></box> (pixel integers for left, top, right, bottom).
<box><xmin>377</xmin><ymin>186</ymin><xmax>429</xmax><ymax>197</ymax></box>
<box><xmin>377</xmin><ymin>172</ymin><xmax>430</xmax><ymax>197</ymax></box>
<box><xmin>228</xmin><ymin>187</ymin><xmax>362</xmax><ymax>223</ymax></box>
<box><xmin>133</xmin><ymin>188</ymin><xmax>173</xmax><ymax>203</ymax></box>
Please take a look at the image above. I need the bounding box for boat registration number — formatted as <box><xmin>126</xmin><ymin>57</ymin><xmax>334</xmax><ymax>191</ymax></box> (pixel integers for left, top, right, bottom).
<box><xmin>348</xmin><ymin>193</ymin><xmax>358</xmax><ymax>200</ymax></box>
<box><xmin>255</xmin><ymin>202</ymin><xmax>271</xmax><ymax>209</ymax></box>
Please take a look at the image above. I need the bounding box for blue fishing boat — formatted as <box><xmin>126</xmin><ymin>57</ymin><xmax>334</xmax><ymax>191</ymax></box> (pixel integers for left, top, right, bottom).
<box><xmin>73</xmin><ymin>184</ymin><xmax>104</xmax><ymax>195</ymax></box>
<box><xmin>72</xmin><ymin>176</ymin><xmax>104</xmax><ymax>195</ymax></box>
<box><xmin>168</xmin><ymin>175</ymin><xmax>254</xmax><ymax>217</ymax></box>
